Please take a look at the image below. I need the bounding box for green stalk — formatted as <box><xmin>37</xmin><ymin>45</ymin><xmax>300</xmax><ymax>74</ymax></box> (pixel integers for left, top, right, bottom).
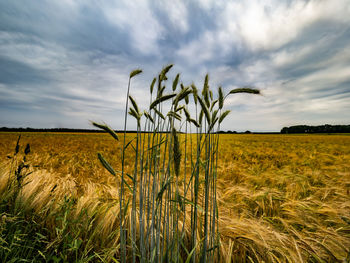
<box><xmin>192</xmin><ymin>103</ymin><xmax>201</xmax><ymax>263</ymax></box>
<box><xmin>200</xmin><ymin>126</ymin><xmax>211</xmax><ymax>263</ymax></box>
<box><xmin>120</xmin><ymin>77</ymin><xmax>131</xmax><ymax>262</ymax></box>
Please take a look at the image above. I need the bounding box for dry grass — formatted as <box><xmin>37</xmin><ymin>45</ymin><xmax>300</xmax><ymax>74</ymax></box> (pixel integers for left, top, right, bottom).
<box><xmin>1</xmin><ymin>132</ymin><xmax>350</xmax><ymax>262</ymax></box>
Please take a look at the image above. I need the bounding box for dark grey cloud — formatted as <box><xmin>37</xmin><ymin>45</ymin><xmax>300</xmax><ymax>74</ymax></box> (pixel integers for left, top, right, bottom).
<box><xmin>0</xmin><ymin>56</ymin><xmax>51</xmax><ymax>84</ymax></box>
<box><xmin>0</xmin><ymin>0</ymin><xmax>349</xmax><ymax>131</ymax></box>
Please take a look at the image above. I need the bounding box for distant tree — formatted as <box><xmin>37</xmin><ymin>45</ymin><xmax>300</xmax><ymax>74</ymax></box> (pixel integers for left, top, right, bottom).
<box><xmin>280</xmin><ymin>124</ymin><xmax>350</xmax><ymax>134</ymax></box>
<box><xmin>281</xmin><ymin>127</ymin><xmax>288</xmax><ymax>134</ymax></box>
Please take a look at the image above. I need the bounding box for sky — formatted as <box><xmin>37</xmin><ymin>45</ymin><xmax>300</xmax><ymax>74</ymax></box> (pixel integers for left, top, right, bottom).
<box><xmin>0</xmin><ymin>0</ymin><xmax>349</xmax><ymax>132</ymax></box>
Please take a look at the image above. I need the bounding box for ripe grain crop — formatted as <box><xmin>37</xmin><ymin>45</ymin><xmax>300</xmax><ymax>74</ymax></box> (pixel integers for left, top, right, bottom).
<box><xmin>1</xmin><ymin>132</ymin><xmax>349</xmax><ymax>262</ymax></box>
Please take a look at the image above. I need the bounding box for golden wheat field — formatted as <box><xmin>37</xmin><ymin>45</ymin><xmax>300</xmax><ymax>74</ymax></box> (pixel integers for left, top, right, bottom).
<box><xmin>1</xmin><ymin>132</ymin><xmax>350</xmax><ymax>262</ymax></box>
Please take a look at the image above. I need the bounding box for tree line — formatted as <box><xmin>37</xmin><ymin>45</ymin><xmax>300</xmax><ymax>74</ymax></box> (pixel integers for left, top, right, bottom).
<box><xmin>281</xmin><ymin>124</ymin><xmax>350</xmax><ymax>134</ymax></box>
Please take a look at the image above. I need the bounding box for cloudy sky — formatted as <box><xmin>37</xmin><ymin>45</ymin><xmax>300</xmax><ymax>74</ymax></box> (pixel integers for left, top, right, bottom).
<box><xmin>0</xmin><ymin>0</ymin><xmax>349</xmax><ymax>132</ymax></box>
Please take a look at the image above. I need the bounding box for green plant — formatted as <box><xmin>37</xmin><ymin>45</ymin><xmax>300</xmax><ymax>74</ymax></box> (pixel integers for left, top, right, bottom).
<box><xmin>94</xmin><ymin>65</ymin><xmax>260</xmax><ymax>262</ymax></box>
<box><xmin>4</xmin><ymin>135</ymin><xmax>33</xmax><ymax>212</ymax></box>
<box><xmin>0</xmin><ymin>137</ymin><xmax>100</xmax><ymax>262</ymax></box>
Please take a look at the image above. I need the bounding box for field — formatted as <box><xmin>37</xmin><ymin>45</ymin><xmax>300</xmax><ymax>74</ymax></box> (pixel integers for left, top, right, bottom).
<box><xmin>0</xmin><ymin>132</ymin><xmax>349</xmax><ymax>262</ymax></box>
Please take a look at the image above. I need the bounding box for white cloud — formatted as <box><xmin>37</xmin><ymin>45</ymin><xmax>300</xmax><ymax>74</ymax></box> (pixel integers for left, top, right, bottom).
<box><xmin>300</xmin><ymin>95</ymin><xmax>350</xmax><ymax>113</ymax></box>
<box><xmin>299</xmin><ymin>66</ymin><xmax>350</xmax><ymax>87</ymax></box>
<box><xmin>0</xmin><ymin>32</ymin><xmax>67</xmax><ymax>71</ymax></box>
<box><xmin>103</xmin><ymin>0</ymin><xmax>164</xmax><ymax>55</ymax></box>
<box><xmin>156</xmin><ymin>1</ymin><xmax>189</xmax><ymax>33</ymax></box>
<box><xmin>197</xmin><ymin>0</ymin><xmax>225</xmax><ymax>11</ymax></box>
<box><xmin>178</xmin><ymin>0</ymin><xmax>350</xmax><ymax>65</ymax></box>
<box><xmin>177</xmin><ymin>30</ymin><xmax>218</xmax><ymax>65</ymax></box>
<box><xmin>234</xmin><ymin>0</ymin><xmax>312</xmax><ymax>50</ymax></box>
<box><xmin>225</xmin><ymin>0</ymin><xmax>350</xmax><ymax>51</ymax></box>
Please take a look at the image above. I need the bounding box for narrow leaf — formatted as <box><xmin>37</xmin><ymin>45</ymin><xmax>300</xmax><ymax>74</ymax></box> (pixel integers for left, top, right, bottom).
<box><xmin>210</xmin><ymin>99</ymin><xmax>218</xmax><ymax>111</ymax></box>
<box><xmin>91</xmin><ymin>122</ymin><xmax>119</xmax><ymax>140</ymax></box>
<box><xmin>183</xmin><ymin>107</ymin><xmax>191</xmax><ymax>121</ymax></box>
<box><xmin>154</xmin><ymin>108</ymin><xmax>165</xmax><ymax>120</ymax></box>
<box><xmin>150</xmin><ymin>93</ymin><xmax>176</xmax><ymax>109</ymax></box>
<box><xmin>97</xmin><ymin>153</ymin><xmax>116</xmax><ymax>176</ymax></box>
<box><xmin>124</xmin><ymin>137</ymin><xmax>136</xmax><ymax>150</ymax></box>
<box><xmin>144</xmin><ymin>110</ymin><xmax>154</xmax><ymax>123</ymax></box>
<box><xmin>174</xmin><ymin>87</ymin><xmax>192</xmax><ymax>107</ymax></box>
<box><xmin>190</xmin><ymin>118</ymin><xmax>200</xmax><ymax>127</ymax></box>
<box><xmin>175</xmin><ymin>105</ymin><xmax>185</xmax><ymax>112</ymax></box>
<box><xmin>219</xmin><ymin>110</ymin><xmax>231</xmax><ymax>124</ymax></box>
<box><xmin>167</xmin><ymin>111</ymin><xmax>182</xmax><ymax>121</ymax></box>
<box><xmin>211</xmin><ymin>109</ymin><xmax>218</xmax><ymax>121</ymax></box>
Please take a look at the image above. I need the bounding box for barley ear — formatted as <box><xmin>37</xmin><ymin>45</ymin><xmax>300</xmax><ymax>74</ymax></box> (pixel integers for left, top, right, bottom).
<box><xmin>15</xmin><ymin>135</ymin><xmax>21</xmax><ymax>155</ymax></box>
<box><xmin>24</xmin><ymin>143</ymin><xmax>30</xmax><ymax>155</ymax></box>
<box><xmin>202</xmin><ymin>74</ymin><xmax>210</xmax><ymax>107</ymax></box>
<box><xmin>203</xmin><ymin>74</ymin><xmax>209</xmax><ymax>96</ymax></box>
<box><xmin>128</xmin><ymin>107</ymin><xmax>141</xmax><ymax>127</ymax></box>
<box><xmin>172</xmin><ymin>73</ymin><xmax>180</xmax><ymax>91</ymax></box>
<box><xmin>174</xmin><ymin>87</ymin><xmax>192</xmax><ymax>107</ymax></box>
<box><xmin>130</xmin><ymin>69</ymin><xmax>142</xmax><ymax>78</ymax></box>
<box><xmin>157</xmin><ymin>86</ymin><xmax>166</xmax><ymax>99</ymax></box>
<box><xmin>160</xmin><ymin>64</ymin><xmax>173</xmax><ymax>81</ymax></box>
<box><xmin>199</xmin><ymin>110</ymin><xmax>204</xmax><ymax>125</ymax></box>
<box><xmin>218</xmin><ymin>86</ymin><xmax>224</xmax><ymax>109</ymax></box>
<box><xmin>172</xmin><ymin>128</ymin><xmax>181</xmax><ymax>177</ymax></box>
<box><xmin>228</xmin><ymin>86</ymin><xmax>260</xmax><ymax>95</ymax></box>
<box><xmin>197</xmin><ymin>96</ymin><xmax>211</xmax><ymax>124</ymax></box>
<box><xmin>150</xmin><ymin>77</ymin><xmax>157</xmax><ymax>94</ymax></box>
<box><xmin>129</xmin><ymin>95</ymin><xmax>140</xmax><ymax>115</ymax></box>
<box><xmin>191</xmin><ymin>84</ymin><xmax>198</xmax><ymax>105</ymax></box>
